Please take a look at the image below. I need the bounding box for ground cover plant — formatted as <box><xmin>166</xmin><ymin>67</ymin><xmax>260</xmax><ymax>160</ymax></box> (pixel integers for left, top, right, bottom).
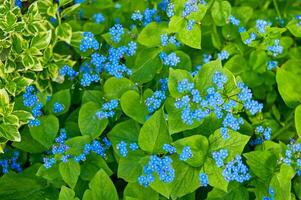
<box><xmin>0</xmin><ymin>0</ymin><xmax>301</xmax><ymax>199</ymax></box>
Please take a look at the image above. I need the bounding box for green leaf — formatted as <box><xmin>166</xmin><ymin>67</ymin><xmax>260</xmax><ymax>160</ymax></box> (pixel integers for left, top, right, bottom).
<box><xmin>295</xmin><ymin>105</ymin><xmax>301</xmax><ymax>137</ymax></box>
<box><xmin>276</xmin><ymin>59</ymin><xmax>301</xmax><ymax>108</ymax></box>
<box><xmin>104</xmin><ymin>77</ymin><xmax>134</xmax><ymax>99</ymax></box>
<box><xmin>270</xmin><ymin>165</ymin><xmax>295</xmax><ymax>200</ymax></box>
<box><xmin>0</xmin><ymin>164</ymin><xmax>58</xmax><ymax>200</ymax></box>
<box><xmin>173</xmin><ymin>135</ymin><xmax>209</xmax><ymax>167</ymax></box>
<box><xmin>82</xmin><ymin>90</ymin><xmax>103</xmax><ymax>104</ymax></box>
<box><xmin>46</xmin><ymin>89</ymin><xmax>71</xmax><ymax>115</ymax></box>
<box><xmin>12</xmin><ymin>110</ymin><xmax>33</xmax><ymax>124</ymax></box>
<box><xmin>178</xmin><ymin>24</ymin><xmax>201</xmax><ymax>49</ymax></box>
<box><xmin>204</xmin><ymin>158</ymin><xmax>229</xmax><ymax>192</ymax></box>
<box><xmin>80</xmin><ymin>154</ymin><xmax>113</xmax><ymax>181</ymax></box>
<box><xmin>31</xmin><ymin>30</ymin><xmax>52</xmax><ymax>50</ymax></box>
<box><xmin>13</xmin><ymin>127</ymin><xmax>46</xmax><ymax>153</ymax></box>
<box><xmin>61</xmin><ymin>4</ymin><xmax>81</xmax><ymax>18</ymax></box>
<box><xmin>0</xmin><ymin>89</ymin><xmax>9</xmax><ymax>106</ymax></box>
<box><xmin>59</xmin><ymin>186</ymin><xmax>79</xmax><ymax>200</ymax></box>
<box><xmin>118</xmin><ymin>152</ymin><xmax>146</xmax><ymax>182</ymax></box>
<box><xmin>124</xmin><ymin>183</ymin><xmax>159</xmax><ymax>200</ymax></box>
<box><xmin>169</xmin><ymin>16</ymin><xmax>185</xmax><ymax>33</ymax></box>
<box><xmin>209</xmin><ymin>129</ymin><xmax>250</xmax><ymax>161</ymax></box>
<box><xmin>287</xmin><ymin>20</ymin><xmax>301</xmax><ymax>37</ymax></box>
<box><xmin>29</xmin><ymin>115</ymin><xmax>59</xmax><ymax>148</ymax></box>
<box><xmin>78</xmin><ymin>102</ymin><xmax>108</xmax><ymax>139</ymax></box>
<box><xmin>168</xmin><ymin>68</ymin><xmax>194</xmax><ymax>98</ymax></box>
<box><xmin>244</xmin><ymin>151</ymin><xmax>277</xmax><ymax>181</ymax></box>
<box><xmin>82</xmin><ymin>169</ymin><xmax>118</xmax><ymax>200</ymax></box>
<box><xmin>65</xmin><ymin>135</ymin><xmax>92</xmax><ymax>155</ymax></box>
<box><xmin>293</xmin><ymin>176</ymin><xmax>301</xmax><ymax>200</ymax></box>
<box><xmin>131</xmin><ymin>48</ymin><xmax>162</xmax><ymax>83</ymax></box>
<box><xmin>120</xmin><ymin>90</ymin><xmax>149</xmax><ymax>124</ymax></box>
<box><xmin>138</xmin><ymin>108</ymin><xmax>171</xmax><ymax>153</ymax></box>
<box><xmin>0</xmin><ymin>123</ymin><xmax>20</xmax><ymax>142</ymax></box>
<box><xmin>56</xmin><ymin>23</ymin><xmax>73</xmax><ymax>44</ymax></box>
<box><xmin>211</xmin><ymin>0</ymin><xmax>231</xmax><ymax>26</ymax></box>
<box><xmin>59</xmin><ymin>160</ymin><xmax>81</xmax><ymax>189</ymax></box>
<box><xmin>137</xmin><ymin>22</ymin><xmax>169</xmax><ymax>47</ymax></box>
<box><xmin>207</xmin><ymin>184</ymin><xmax>249</xmax><ymax>200</ymax></box>
<box><xmin>59</xmin><ymin>0</ymin><xmax>73</xmax><ymax>7</ymax></box>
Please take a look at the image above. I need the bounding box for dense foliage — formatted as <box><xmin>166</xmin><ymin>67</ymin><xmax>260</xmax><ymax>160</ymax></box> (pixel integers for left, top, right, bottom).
<box><xmin>0</xmin><ymin>0</ymin><xmax>301</xmax><ymax>199</ymax></box>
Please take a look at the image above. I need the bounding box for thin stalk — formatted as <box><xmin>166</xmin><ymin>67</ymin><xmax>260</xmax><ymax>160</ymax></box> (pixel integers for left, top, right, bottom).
<box><xmin>273</xmin><ymin>0</ymin><xmax>282</xmax><ymax>18</ymax></box>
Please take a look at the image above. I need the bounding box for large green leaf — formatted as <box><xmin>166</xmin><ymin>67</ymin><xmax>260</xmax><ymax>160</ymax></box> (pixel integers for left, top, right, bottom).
<box><xmin>46</xmin><ymin>89</ymin><xmax>71</xmax><ymax>115</ymax></box>
<box><xmin>211</xmin><ymin>1</ymin><xmax>232</xmax><ymax>26</ymax></box>
<box><xmin>295</xmin><ymin>105</ymin><xmax>301</xmax><ymax>137</ymax></box>
<box><xmin>29</xmin><ymin>115</ymin><xmax>59</xmax><ymax>148</ymax></box>
<box><xmin>59</xmin><ymin>186</ymin><xmax>79</xmax><ymax>200</ymax></box>
<box><xmin>244</xmin><ymin>151</ymin><xmax>277</xmax><ymax>181</ymax></box>
<box><xmin>120</xmin><ymin>90</ymin><xmax>149</xmax><ymax>124</ymax></box>
<box><xmin>138</xmin><ymin>108</ymin><xmax>171</xmax><ymax>153</ymax></box>
<box><xmin>82</xmin><ymin>169</ymin><xmax>118</xmax><ymax>200</ymax></box>
<box><xmin>173</xmin><ymin>135</ymin><xmax>209</xmax><ymax>167</ymax></box>
<box><xmin>168</xmin><ymin>68</ymin><xmax>194</xmax><ymax>98</ymax></box>
<box><xmin>124</xmin><ymin>183</ymin><xmax>159</xmax><ymax>200</ymax></box>
<box><xmin>104</xmin><ymin>77</ymin><xmax>134</xmax><ymax>99</ymax></box>
<box><xmin>59</xmin><ymin>160</ymin><xmax>81</xmax><ymax>189</ymax></box>
<box><xmin>137</xmin><ymin>22</ymin><xmax>169</xmax><ymax>47</ymax></box>
<box><xmin>31</xmin><ymin>30</ymin><xmax>52</xmax><ymax>50</ymax></box>
<box><xmin>131</xmin><ymin>48</ymin><xmax>162</xmax><ymax>83</ymax></box>
<box><xmin>78</xmin><ymin>102</ymin><xmax>108</xmax><ymax>139</ymax></box>
<box><xmin>178</xmin><ymin>24</ymin><xmax>201</xmax><ymax>49</ymax></box>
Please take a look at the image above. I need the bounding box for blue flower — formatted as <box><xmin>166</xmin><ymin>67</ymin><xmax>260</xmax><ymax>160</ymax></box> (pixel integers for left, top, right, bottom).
<box><xmin>109</xmin><ymin>24</ymin><xmax>124</xmax><ymax>43</ymax></box>
<box><xmin>182</xmin><ymin>0</ymin><xmax>198</xmax><ymax>17</ymax></box>
<box><xmin>93</xmin><ymin>13</ymin><xmax>105</xmax><ymax>24</ymax></box>
<box><xmin>213</xmin><ymin>71</ymin><xmax>228</xmax><ymax>90</ymax></box>
<box><xmin>267</xmin><ymin>60</ymin><xmax>278</xmax><ymax>70</ymax></box>
<box><xmin>161</xmin><ymin>34</ymin><xmax>169</xmax><ymax>46</ymax></box>
<box><xmin>116</xmin><ymin>141</ymin><xmax>128</xmax><ymax>157</ymax></box>
<box><xmin>179</xmin><ymin>146</ymin><xmax>193</xmax><ymax>161</ymax></box>
<box><xmin>167</xmin><ymin>3</ymin><xmax>175</xmax><ymax>17</ymax></box>
<box><xmin>80</xmin><ymin>32</ymin><xmax>99</xmax><ymax>52</ymax></box>
<box><xmin>129</xmin><ymin>143</ymin><xmax>139</xmax><ymax>151</ymax></box>
<box><xmin>96</xmin><ymin>99</ymin><xmax>119</xmax><ymax>119</ymax></box>
<box><xmin>160</xmin><ymin>52</ymin><xmax>180</xmax><ymax>67</ymax></box>
<box><xmin>28</xmin><ymin>119</ymin><xmax>41</xmax><ymax>127</ymax></box>
<box><xmin>43</xmin><ymin>157</ymin><xmax>56</xmax><ymax>169</ymax></box>
<box><xmin>131</xmin><ymin>11</ymin><xmax>143</xmax><ymax>21</ymax></box>
<box><xmin>267</xmin><ymin>39</ymin><xmax>283</xmax><ymax>57</ymax></box>
<box><xmin>163</xmin><ymin>144</ymin><xmax>177</xmax><ymax>154</ymax></box>
<box><xmin>177</xmin><ymin>79</ymin><xmax>194</xmax><ymax>93</ymax></box>
<box><xmin>212</xmin><ymin>149</ymin><xmax>228</xmax><ymax>167</ymax></box>
<box><xmin>199</xmin><ymin>172</ymin><xmax>209</xmax><ymax>187</ymax></box>
<box><xmin>145</xmin><ymin>91</ymin><xmax>166</xmax><ymax>113</ymax></box>
<box><xmin>228</xmin><ymin>15</ymin><xmax>240</xmax><ymax>26</ymax></box>
<box><xmin>187</xmin><ymin>19</ymin><xmax>195</xmax><ymax>31</ymax></box>
<box><xmin>222</xmin><ymin>155</ymin><xmax>251</xmax><ymax>183</ymax></box>
<box><xmin>59</xmin><ymin>65</ymin><xmax>78</xmax><ymax>79</ymax></box>
<box><xmin>244</xmin><ymin>32</ymin><xmax>256</xmax><ymax>45</ymax></box>
<box><xmin>53</xmin><ymin>102</ymin><xmax>65</xmax><ymax>113</ymax></box>
<box><xmin>217</xmin><ymin>50</ymin><xmax>229</xmax><ymax>60</ymax></box>
<box><xmin>256</xmin><ymin>19</ymin><xmax>271</xmax><ymax>34</ymax></box>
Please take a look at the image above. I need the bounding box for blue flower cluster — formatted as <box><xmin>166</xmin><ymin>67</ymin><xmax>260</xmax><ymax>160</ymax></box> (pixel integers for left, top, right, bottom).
<box><xmin>109</xmin><ymin>24</ymin><xmax>124</xmax><ymax>43</ymax></box>
<box><xmin>59</xmin><ymin>65</ymin><xmax>79</xmax><ymax>80</ymax></box>
<box><xmin>187</xmin><ymin>19</ymin><xmax>195</xmax><ymax>31</ymax></box>
<box><xmin>228</xmin><ymin>15</ymin><xmax>240</xmax><ymax>26</ymax></box>
<box><xmin>23</xmin><ymin>86</ymin><xmax>43</xmax><ymax>127</ymax></box>
<box><xmin>179</xmin><ymin>146</ymin><xmax>193</xmax><ymax>161</ymax></box>
<box><xmin>182</xmin><ymin>0</ymin><xmax>198</xmax><ymax>17</ymax></box>
<box><xmin>267</xmin><ymin>60</ymin><xmax>278</xmax><ymax>70</ymax></box>
<box><xmin>93</xmin><ymin>13</ymin><xmax>105</xmax><ymax>24</ymax></box>
<box><xmin>96</xmin><ymin>99</ymin><xmax>119</xmax><ymax>120</ymax></box>
<box><xmin>255</xmin><ymin>125</ymin><xmax>272</xmax><ymax>140</ymax></box>
<box><xmin>282</xmin><ymin>141</ymin><xmax>301</xmax><ymax>176</ymax></box>
<box><xmin>212</xmin><ymin>149</ymin><xmax>228</xmax><ymax>167</ymax></box>
<box><xmin>166</xmin><ymin>3</ymin><xmax>175</xmax><ymax>17</ymax></box>
<box><xmin>160</xmin><ymin>52</ymin><xmax>180</xmax><ymax>67</ymax></box>
<box><xmin>0</xmin><ymin>150</ymin><xmax>22</xmax><ymax>174</ymax></box>
<box><xmin>159</xmin><ymin>78</ymin><xmax>169</xmax><ymax>91</ymax></box>
<box><xmin>116</xmin><ymin>141</ymin><xmax>139</xmax><ymax>157</ymax></box>
<box><xmin>43</xmin><ymin>129</ymin><xmax>111</xmax><ymax>168</ymax></box>
<box><xmin>131</xmin><ymin>11</ymin><xmax>143</xmax><ymax>21</ymax></box>
<box><xmin>80</xmin><ymin>32</ymin><xmax>100</xmax><ymax>52</ymax></box>
<box><xmin>160</xmin><ymin>34</ymin><xmax>180</xmax><ymax>47</ymax></box>
<box><xmin>222</xmin><ymin>155</ymin><xmax>251</xmax><ymax>183</ymax></box>
<box><xmin>53</xmin><ymin>102</ymin><xmax>65</xmax><ymax>113</ymax></box>
<box><xmin>267</xmin><ymin>39</ymin><xmax>283</xmax><ymax>57</ymax></box>
<box><xmin>217</xmin><ymin>50</ymin><xmax>230</xmax><ymax>61</ymax></box>
<box><xmin>145</xmin><ymin>91</ymin><xmax>166</xmax><ymax>113</ymax></box>
<box><xmin>256</xmin><ymin>20</ymin><xmax>271</xmax><ymax>34</ymax></box>
<box><xmin>244</xmin><ymin>32</ymin><xmax>256</xmax><ymax>45</ymax></box>
<box><xmin>296</xmin><ymin>15</ymin><xmax>301</xmax><ymax>26</ymax></box>
<box><xmin>237</xmin><ymin>82</ymin><xmax>263</xmax><ymax>115</ymax></box>
<box><xmin>191</xmin><ymin>64</ymin><xmax>202</xmax><ymax>76</ymax></box>
<box><xmin>199</xmin><ymin>172</ymin><xmax>208</xmax><ymax>187</ymax></box>
<box><xmin>163</xmin><ymin>144</ymin><xmax>177</xmax><ymax>154</ymax></box>
<box><xmin>138</xmin><ymin>155</ymin><xmax>175</xmax><ymax>187</ymax></box>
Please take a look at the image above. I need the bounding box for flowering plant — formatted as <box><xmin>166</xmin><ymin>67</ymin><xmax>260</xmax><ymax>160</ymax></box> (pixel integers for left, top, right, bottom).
<box><xmin>0</xmin><ymin>0</ymin><xmax>301</xmax><ymax>199</ymax></box>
